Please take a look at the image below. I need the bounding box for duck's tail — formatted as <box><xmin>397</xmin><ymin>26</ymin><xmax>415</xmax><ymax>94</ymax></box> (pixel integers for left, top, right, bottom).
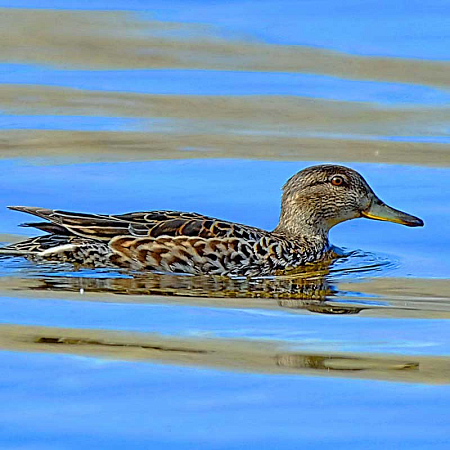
<box><xmin>0</xmin><ymin>234</ymin><xmax>114</xmax><ymax>267</ymax></box>
<box><xmin>0</xmin><ymin>235</ymin><xmax>74</xmax><ymax>256</ymax></box>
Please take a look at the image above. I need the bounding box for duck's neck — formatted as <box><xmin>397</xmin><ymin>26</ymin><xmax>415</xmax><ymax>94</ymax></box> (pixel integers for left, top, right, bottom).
<box><xmin>273</xmin><ymin>197</ymin><xmax>329</xmax><ymax>245</ymax></box>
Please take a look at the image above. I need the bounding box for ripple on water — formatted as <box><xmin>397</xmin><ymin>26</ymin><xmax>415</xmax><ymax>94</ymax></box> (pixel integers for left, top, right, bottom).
<box><xmin>328</xmin><ymin>248</ymin><xmax>399</xmax><ymax>280</ymax></box>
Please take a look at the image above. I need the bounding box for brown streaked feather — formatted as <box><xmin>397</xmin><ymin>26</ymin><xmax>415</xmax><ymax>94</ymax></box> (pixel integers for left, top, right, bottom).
<box><xmin>109</xmin><ymin>235</ymin><xmax>262</xmax><ymax>275</ymax></box>
<box><xmin>5</xmin><ymin>205</ymin><xmax>332</xmax><ymax>275</ymax></box>
<box><xmin>20</xmin><ymin>222</ymin><xmax>72</xmax><ymax>235</ymax></box>
<box><xmin>0</xmin><ymin>234</ymin><xmax>115</xmax><ymax>267</ymax></box>
<box><xmin>0</xmin><ymin>234</ymin><xmax>74</xmax><ymax>254</ymax></box>
<box><xmin>9</xmin><ymin>206</ymin><xmax>133</xmax><ymax>240</ymax></box>
<box><xmin>8</xmin><ymin>206</ymin><xmax>266</xmax><ymax>241</ymax></box>
<box><xmin>107</xmin><ymin>234</ymin><xmax>322</xmax><ymax>276</ymax></box>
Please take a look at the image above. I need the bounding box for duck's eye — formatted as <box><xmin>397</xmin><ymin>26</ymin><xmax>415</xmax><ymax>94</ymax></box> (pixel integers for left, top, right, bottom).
<box><xmin>330</xmin><ymin>175</ymin><xmax>345</xmax><ymax>186</ymax></box>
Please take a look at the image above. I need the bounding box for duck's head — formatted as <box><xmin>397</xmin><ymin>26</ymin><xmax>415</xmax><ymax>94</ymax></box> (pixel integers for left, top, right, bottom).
<box><xmin>275</xmin><ymin>164</ymin><xmax>423</xmax><ymax>237</ymax></box>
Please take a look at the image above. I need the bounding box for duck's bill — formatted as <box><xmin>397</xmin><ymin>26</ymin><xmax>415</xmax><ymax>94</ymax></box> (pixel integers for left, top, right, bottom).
<box><xmin>361</xmin><ymin>198</ymin><xmax>424</xmax><ymax>227</ymax></box>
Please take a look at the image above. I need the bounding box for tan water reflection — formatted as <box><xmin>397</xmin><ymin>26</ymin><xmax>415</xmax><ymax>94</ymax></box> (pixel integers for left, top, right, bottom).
<box><xmin>2</xmin><ymin>8</ymin><xmax>449</xmax><ymax>88</ymax></box>
<box><xmin>1</xmin><ymin>85</ymin><xmax>449</xmax><ymax>166</ymax></box>
<box><xmin>3</xmin><ymin>129</ymin><xmax>449</xmax><ymax>166</ymax></box>
<box><xmin>0</xmin><ymin>8</ymin><xmax>449</xmax><ymax>166</ymax></box>
<box><xmin>1</xmin><ymin>324</ymin><xmax>448</xmax><ymax>384</ymax></box>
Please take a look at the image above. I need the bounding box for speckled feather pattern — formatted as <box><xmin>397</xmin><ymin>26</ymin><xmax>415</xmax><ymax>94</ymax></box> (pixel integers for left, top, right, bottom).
<box><xmin>2</xmin><ymin>207</ymin><xmax>330</xmax><ymax>276</ymax></box>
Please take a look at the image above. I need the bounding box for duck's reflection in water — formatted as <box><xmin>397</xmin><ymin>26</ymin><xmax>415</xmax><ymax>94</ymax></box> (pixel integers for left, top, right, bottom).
<box><xmin>22</xmin><ymin>266</ymin><xmax>366</xmax><ymax>315</ymax></box>
<box><xmin>276</xmin><ymin>354</ymin><xmax>418</xmax><ymax>372</ymax></box>
<box><xmin>1</xmin><ymin>324</ymin><xmax>441</xmax><ymax>384</ymax></box>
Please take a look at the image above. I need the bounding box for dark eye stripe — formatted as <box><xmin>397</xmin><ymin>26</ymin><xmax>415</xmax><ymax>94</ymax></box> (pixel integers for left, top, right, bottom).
<box><xmin>306</xmin><ymin>180</ymin><xmax>328</xmax><ymax>188</ymax></box>
<box><xmin>306</xmin><ymin>178</ymin><xmax>348</xmax><ymax>188</ymax></box>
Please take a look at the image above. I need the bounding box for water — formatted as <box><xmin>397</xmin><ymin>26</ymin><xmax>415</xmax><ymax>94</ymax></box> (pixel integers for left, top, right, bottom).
<box><xmin>0</xmin><ymin>1</ymin><xmax>449</xmax><ymax>449</ymax></box>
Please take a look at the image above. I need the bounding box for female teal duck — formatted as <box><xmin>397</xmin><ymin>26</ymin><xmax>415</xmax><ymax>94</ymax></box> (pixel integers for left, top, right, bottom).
<box><xmin>1</xmin><ymin>165</ymin><xmax>423</xmax><ymax>277</ymax></box>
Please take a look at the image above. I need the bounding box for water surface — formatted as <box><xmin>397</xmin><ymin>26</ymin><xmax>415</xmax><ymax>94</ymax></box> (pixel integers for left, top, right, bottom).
<box><xmin>0</xmin><ymin>2</ymin><xmax>449</xmax><ymax>449</ymax></box>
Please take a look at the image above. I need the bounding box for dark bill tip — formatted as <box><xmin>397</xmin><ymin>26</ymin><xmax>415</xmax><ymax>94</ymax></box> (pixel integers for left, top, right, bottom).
<box><xmin>361</xmin><ymin>199</ymin><xmax>424</xmax><ymax>227</ymax></box>
<box><xmin>400</xmin><ymin>216</ymin><xmax>424</xmax><ymax>227</ymax></box>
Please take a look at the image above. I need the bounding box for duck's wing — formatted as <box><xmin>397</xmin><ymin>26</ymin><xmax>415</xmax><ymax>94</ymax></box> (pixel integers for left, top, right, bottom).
<box><xmin>8</xmin><ymin>206</ymin><xmax>265</xmax><ymax>241</ymax></box>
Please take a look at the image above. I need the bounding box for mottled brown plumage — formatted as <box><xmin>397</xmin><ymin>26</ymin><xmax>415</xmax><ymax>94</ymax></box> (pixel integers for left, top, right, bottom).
<box><xmin>0</xmin><ymin>165</ymin><xmax>423</xmax><ymax>277</ymax></box>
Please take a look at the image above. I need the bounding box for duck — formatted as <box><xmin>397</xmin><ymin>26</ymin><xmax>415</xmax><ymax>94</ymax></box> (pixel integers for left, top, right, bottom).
<box><xmin>0</xmin><ymin>165</ymin><xmax>423</xmax><ymax>277</ymax></box>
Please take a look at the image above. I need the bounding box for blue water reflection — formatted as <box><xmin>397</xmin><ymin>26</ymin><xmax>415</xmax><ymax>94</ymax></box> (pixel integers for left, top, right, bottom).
<box><xmin>0</xmin><ymin>114</ymin><xmax>142</xmax><ymax>131</ymax></box>
<box><xmin>2</xmin><ymin>64</ymin><xmax>449</xmax><ymax>105</ymax></box>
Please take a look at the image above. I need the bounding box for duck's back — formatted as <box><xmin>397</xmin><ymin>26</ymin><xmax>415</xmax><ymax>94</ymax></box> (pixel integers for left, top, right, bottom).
<box><xmin>4</xmin><ymin>207</ymin><xmax>301</xmax><ymax>276</ymax></box>
<box><xmin>9</xmin><ymin>207</ymin><xmax>266</xmax><ymax>241</ymax></box>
